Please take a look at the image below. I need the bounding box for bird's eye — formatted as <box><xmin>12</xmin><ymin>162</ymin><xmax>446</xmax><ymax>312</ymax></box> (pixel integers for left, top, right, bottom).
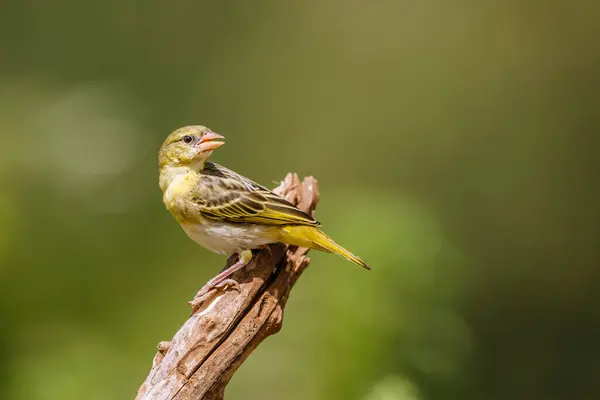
<box><xmin>183</xmin><ymin>135</ymin><xmax>194</xmax><ymax>144</ymax></box>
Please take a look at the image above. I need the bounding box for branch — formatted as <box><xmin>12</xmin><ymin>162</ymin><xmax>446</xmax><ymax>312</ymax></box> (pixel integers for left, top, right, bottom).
<box><xmin>136</xmin><ymin>173</ymin><xmax>320</xmax><ymax>400</ymax></box>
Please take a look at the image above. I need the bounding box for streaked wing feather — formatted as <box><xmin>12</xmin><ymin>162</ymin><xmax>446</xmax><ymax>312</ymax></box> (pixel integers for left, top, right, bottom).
<box><xmin>194</xmin><ymin>162</ymin><xmax>319</xmax><ymax>226</ymax></box>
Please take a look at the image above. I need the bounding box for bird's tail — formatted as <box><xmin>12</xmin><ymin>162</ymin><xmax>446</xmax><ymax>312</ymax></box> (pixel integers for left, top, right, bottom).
<box><xmin>279</xmin><ymin>225</ymin><xmax>371</xmax><ymax>270</ymax></box>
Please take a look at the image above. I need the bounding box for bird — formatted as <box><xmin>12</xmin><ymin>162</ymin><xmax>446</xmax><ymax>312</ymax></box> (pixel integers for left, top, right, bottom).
<box><xmin>158</xmin><ymin>125</ymin><xmax>370</xmax><ymax>309</ymax></box>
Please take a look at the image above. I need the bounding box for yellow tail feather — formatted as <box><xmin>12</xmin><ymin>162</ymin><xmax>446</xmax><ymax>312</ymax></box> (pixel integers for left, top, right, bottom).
<box><xmin>279</xmin><ymin>225</ymin><xmax>371</xmax><ymax>270</ymax></box>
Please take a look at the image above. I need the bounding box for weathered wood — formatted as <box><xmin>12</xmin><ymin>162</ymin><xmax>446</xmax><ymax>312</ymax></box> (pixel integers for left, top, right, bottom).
<box><xmin>136</xmin><ymin>173</ymin><xmax>319</xmax><ymax>400</ymax></box>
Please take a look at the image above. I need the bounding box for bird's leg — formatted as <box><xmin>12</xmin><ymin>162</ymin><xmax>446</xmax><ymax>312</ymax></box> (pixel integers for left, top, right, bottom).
<box><xmin>189</xmin><ymin>250</ymin><xmax>253</xmax><ymax>312</ymax></box>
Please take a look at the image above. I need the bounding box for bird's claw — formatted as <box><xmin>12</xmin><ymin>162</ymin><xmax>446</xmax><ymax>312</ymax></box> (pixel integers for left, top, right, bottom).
<box><xmin>217</xmin><ymin>278</ymin><xmax>241</xmax><ymax>293</ymax></box>
<box><xmin>189</xmin><ymin>278</ymin><xmax>241</xmax><ymax>313</ymax></box>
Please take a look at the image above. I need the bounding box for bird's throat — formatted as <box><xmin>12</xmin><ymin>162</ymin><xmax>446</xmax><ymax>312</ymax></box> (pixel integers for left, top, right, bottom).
<box><xmin>159</xmin><ymin>165</ymin><xmax>192</xmax><ymax>193</ymax></box>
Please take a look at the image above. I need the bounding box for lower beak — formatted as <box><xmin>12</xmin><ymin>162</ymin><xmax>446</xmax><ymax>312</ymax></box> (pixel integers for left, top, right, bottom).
<box><xmin>196</xmin><ymin>132</ymin><xmax>225</xmax><ymax>152</ymax></box>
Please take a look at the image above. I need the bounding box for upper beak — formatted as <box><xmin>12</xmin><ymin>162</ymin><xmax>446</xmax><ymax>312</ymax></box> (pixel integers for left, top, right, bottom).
<box><xmin>195</xmin><ymin>132</ymin><xmax>225</xmax><ymax>153</ymax></box>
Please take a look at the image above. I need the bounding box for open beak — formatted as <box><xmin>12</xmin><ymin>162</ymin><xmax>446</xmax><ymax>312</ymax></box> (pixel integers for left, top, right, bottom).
<box><xmin>195</xmin><ymin>132</ymin><xmax>225</xmax><ymax>153</ymax></box>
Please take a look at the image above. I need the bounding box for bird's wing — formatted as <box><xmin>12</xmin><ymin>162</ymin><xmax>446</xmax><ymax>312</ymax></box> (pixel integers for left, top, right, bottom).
<box><xmin>193</xmin><ymin>162</ymin><xmax>320</xmax><ymax>226</ymax></box>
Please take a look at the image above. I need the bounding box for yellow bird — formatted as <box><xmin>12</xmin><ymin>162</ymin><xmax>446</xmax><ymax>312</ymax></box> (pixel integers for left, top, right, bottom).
<box><xmin>158</xmin><ymin>125</ymin><xmax>369</xmax><ymax>305</ymax></box>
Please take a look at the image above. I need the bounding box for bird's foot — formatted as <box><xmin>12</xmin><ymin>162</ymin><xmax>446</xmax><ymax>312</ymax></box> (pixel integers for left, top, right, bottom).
<box><xmin>188</xmin><ymin>250</ymin><xmax>253</xmax><ymax>314</ymax></box>
<box><xmin>189</xmin><ymin>278</ymin><xmax>241</xmax><ymax>313</ymax></box>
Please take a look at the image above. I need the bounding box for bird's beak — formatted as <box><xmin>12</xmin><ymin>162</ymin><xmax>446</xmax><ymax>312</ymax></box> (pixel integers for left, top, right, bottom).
<box><xmin>195</xmin><ymin>132</ymin><xmax>225</xmax><ymax>153</ymax></box>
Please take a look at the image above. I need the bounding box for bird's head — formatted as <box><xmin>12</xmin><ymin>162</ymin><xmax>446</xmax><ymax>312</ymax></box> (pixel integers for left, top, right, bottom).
<box><xmin>158</xmin><ymin>125</ymin><xmax>225</xmax><ymax>169</ymax></box>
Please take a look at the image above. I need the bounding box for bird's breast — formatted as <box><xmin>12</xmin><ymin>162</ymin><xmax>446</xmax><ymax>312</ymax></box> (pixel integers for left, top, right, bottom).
<box><xmin>163</xmin><ymin>173</ymin><xmax>198</xmax><ymax>222</ymax></box>
<box><xmin>180</xmin><ymin>219</ymin><xmax>280</xmax><ymax>255</ymax></box>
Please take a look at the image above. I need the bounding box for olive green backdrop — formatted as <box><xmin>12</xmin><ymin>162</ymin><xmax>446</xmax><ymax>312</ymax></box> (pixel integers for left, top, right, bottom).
<box><xmin>0</xmin><ymin>1</ymin><xmax>598</xmax><ymax>399</ymax></box>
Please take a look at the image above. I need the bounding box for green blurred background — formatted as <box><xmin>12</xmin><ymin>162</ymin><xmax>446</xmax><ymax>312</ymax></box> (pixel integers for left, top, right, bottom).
<box><xmin>1</xmin><ymin>1</ymin><xmax>598</xmax><ymax>399</ymax></box>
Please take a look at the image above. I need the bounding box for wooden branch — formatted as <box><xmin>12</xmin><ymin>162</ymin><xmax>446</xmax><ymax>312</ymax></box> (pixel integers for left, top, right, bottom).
<box><xmin>136</xmin><ymin>173</ymin><xmax>320</xmax><ymax>400</ymax></box>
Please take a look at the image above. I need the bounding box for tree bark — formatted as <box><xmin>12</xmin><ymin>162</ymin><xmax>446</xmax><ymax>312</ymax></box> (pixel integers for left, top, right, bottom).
<box><xmin>136</xmin><ymin>173</ymin><xmax>320</xmax><ymax>400</ymax></box>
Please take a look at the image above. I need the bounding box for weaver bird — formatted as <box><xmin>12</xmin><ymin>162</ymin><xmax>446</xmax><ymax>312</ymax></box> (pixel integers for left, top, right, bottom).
<box><xmin>159</xmin><ymin>125</ymin><xmax>369</xmax><ymax>308</ymax></box>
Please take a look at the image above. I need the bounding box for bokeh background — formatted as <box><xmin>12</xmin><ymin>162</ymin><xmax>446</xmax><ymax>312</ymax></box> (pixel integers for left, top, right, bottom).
<box><xmin>1</xmin><ymin>1</ymin><xmax>598</xmax><ymax>399</ymax></box>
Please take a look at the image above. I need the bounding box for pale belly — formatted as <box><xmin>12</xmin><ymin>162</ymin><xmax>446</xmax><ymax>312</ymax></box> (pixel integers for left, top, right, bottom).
<box><xmin>180</xmin><ymin>219</ymin><xmax>280</xmax><ymax>255</ymax></box>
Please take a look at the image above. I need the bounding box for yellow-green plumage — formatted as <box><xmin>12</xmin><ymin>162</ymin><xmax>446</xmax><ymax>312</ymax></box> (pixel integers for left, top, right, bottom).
<box><xmin>159</xmin><ymin>125</ymin><xmax>370</xmax><ymax>291</ymax></box>
<box><xmin>279</xmin><ymin>225</ymin><xmax>369</xmax><ymax>269</ymax></box>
